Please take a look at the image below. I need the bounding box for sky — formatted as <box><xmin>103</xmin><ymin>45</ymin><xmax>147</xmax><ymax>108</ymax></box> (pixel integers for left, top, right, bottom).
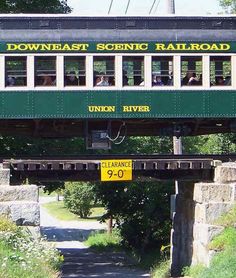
<box><xmin>67</xmin><ymin>0</ymin><xmax>223</xmax><ymax>15</ymax></box>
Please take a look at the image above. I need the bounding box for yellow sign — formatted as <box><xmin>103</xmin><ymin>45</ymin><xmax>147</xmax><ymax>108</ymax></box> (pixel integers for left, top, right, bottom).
<box><xmin>100</xmin><ymin>160</ymin><xmax>132</xmax><ymax>181</ymax></box>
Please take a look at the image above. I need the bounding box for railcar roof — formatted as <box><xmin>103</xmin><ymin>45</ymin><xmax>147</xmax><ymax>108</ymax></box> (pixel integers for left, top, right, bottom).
<box><xmin>0</xmin><ymin>14</ymin><xmax>236</xmax><ymax>42</ymax></box>
<box><xmin>0</xmin><ymin>29</ymin><xmax>235</xmax><ymax>42</ymax></box>
<box><xmin>0</xmin><ymin>14</ymin><xmax>236</xmax><ymax>17</ymax></box>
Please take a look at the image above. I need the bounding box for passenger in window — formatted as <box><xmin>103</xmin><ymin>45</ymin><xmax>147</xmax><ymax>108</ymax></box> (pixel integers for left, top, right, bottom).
<box><xmin>152</xmin><ymin>75</ymin><xmax>164</xmax><ymax>86</ymax></box>
<box><xmin>182</xmin><ymin>71</ymin><xmax>193</xmax><ymax>85</ymax></box>
<box><xmin>96</xmin><ymin>76</ymin><xmax>109</xmax><ymax>86</ymax></box>
<box><xmin>65</xmin><ymin>71</ymin><xmax>78</xmax><ymax>86</ymax></box>
<box><xmin>188</xmin><ymin>73</ymin><xmax>199</xmax><ymax>86</ymax></box>
<box><xmin>215</xmin><ymin>76</ymin><xmax>225</xmax><ymax>86</ymax></box>
<box><xmin>42</xmin><ymin>75</ymin><xmax>54</xmax><ymax>86</ymax></box>
<box><xmin>224</xmin><ymin>76</ymin><xmax>231</xmax><ymax>86</ymax></box>
<box><xmin>6</xmin><ymin>76</ymin><xmax>16</xmax><ymax>86</ymax></box>
<box><xmin>109</xmin><ymin>77</ymin><xmax>115</xmax><ymax>86</ymax></box>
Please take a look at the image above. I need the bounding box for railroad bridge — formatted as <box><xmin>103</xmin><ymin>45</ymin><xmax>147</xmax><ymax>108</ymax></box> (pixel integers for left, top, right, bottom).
<box><xmin>0</xmin><ymin>155</ymin><xmax>236</xmax><ymax>276</ymax></box>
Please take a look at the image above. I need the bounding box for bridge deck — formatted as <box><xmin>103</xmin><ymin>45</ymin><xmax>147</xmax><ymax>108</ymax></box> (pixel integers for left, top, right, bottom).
<box><xmin>2</xmin><ymin>156</ymin><xmax>218</xmax><ymax>183</ymax></box>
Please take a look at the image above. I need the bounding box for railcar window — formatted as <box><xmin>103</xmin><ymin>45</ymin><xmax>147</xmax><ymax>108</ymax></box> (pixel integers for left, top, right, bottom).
<box><xmin>210</xmin><ymin>56</ymin><xmax>231</xmax><ymax>86</ymax></box>
<box><xmin>5</xmin><ymin>57</ymin><xmax>27</xmax><ymax>87</ymax></box>
<box><xmin>152</xmin><ymin>57</ymin><xmax>173</xmax><ymax>86</ymax></box>
<box><xmin>93</xmin><ymin>57</ymin><xmax>115</xmax><ymax>86</ymax></box>
<box><xmin>123</xmin><ymin>56</ymin><xmax>144</xmax><ymax>86</ymax></box>
<box><xmin>35</xmin><ymin>56</ymin><xmax>56</xmax><ymax>86</ymax></box>
<box><xmin>181</xmin><ymin>56</ymin><xmax>202</xmax><ymax>86</ymax></box>
<box><xmin>64</xmin><ymin>57</ymin><xmax>86</xmax><ymax>86</ymax></box>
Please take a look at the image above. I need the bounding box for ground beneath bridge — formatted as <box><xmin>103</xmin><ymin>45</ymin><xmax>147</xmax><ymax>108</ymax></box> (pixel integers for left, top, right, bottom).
<box><xmin>39</xmin><ymin>197</ymin><xmax>150</xmax><ymax>278</ymax></box>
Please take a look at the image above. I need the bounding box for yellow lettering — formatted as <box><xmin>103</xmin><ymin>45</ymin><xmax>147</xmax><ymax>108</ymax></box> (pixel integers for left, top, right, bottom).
<box><xmin>166</xmin><ymin>44</ymin><xmax>176</xmax><ymax>51</ymax></box>
<box><xmin>155</xmin><ymin>43</ymin><xmax>166</xmax><ymax>51</ymax></box>
<box><xmin>97</xmin><ymin>44</ymin><xmax>105</xmax><ymax>51</ymax></box>
<box><xmin>62</xmin><ymin>44</ymin><xmax>71</xmax><ymax>51</ymax></box>
<box><xmin>190</xmin><ymin>44</ymin><xmax>201</xmax><ymax>50</ymax></box>
<box><xmin>6</xmin><ymin>44</ymin><xmax>17</xmax><ymax>51</ymax></box>
<box><xmin>220</xmin><ymin>43</ymin><xmax>230</xmax><ymax>51</ymax></box>
<box><xmin>88</xmin><ymin>106</ymin><xmax>115</xmax><ymax>112</ymax></box>
<box><xmin>123</xmin><ymin>106</ymin><xmax>150</xmax><ymax>112</ymax></box>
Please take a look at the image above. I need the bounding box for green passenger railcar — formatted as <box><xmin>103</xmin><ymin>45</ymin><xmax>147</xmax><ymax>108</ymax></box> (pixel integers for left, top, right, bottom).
<box><xmin>0</xmin><ymin>15</ymin><xmax>236</xmax><ymax>139</ymax></box>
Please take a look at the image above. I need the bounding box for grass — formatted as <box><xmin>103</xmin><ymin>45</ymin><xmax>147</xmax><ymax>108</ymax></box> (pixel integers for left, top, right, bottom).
<box><xmin>85</xmin><ymin>230</ymin><xmax>123</xmax><ymax>252</ymax></box>
<box><xmin>43</xmin><ymin>201</ymin><xmax>106</xmax><ymax>221</ymax></box>
<box><xmin>209</xmin><ymin>227</ymin><xmax>236</xmax><ymax>251</ymax></box>
<box><xmin>151</xmin><ymin>260</ymin><xmax>170</xmax><ymax>278</ymax></box>
<box><xmin>214</xmin><ymin>205</ymin><xmax>236</xmax><ymax>227</ymax></box>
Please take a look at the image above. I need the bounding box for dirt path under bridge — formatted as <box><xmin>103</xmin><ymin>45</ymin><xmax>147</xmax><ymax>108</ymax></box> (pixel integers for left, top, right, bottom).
<box><xmin>39</xmin><ymin>197</ymin><xmax>150</xmax><ymax>278</ymax></box>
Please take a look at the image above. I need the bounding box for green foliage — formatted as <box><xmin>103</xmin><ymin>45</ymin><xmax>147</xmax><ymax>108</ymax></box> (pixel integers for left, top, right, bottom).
<box><xmin>64</xmin><ymin>182</ymin><xmax>95</xmax><ymax>218</ymax></box>
<box><xmin>0</xmin><ymin>0</ymin><xmax>71</xmax><ymax>13</ymax></box>
<box><xmin>85</xmin><ymin>230</ymin><xmax>122</xmax><ymax>252</ymax></box>
<box><xmin>0</xmin><ymin>217</ymin><xmax>18</xmax><ymax>233</ymax></box>
<box><xmin>94</xmin><ymin>181</ymin><xmax>173</xmax><ymax>255</ymax></box>
<box><xmin>182</xmin><ymin>264</ymin><xmax>206</xmax><ymax>277</ymax></box>
<box><xmin>0</xmin><ymin>217</ymin><xmax>62</xmax><ymax>278</ymax></box>
<box><xmin>152</xmin><ymin>260</ymin><xmax>170</xmax><ymax>278</ymax></box>
<box><xmin>209</xmin><ymin>227</ymin><xmax>236</xmax><ymax>251</ymax></box>
<box><xmin>214</xmin><ymin>204</ymin><xmax>236</xmax><ymax>227</ymax></box>
<box><xmin>219</xmin><ymin>0</ymin><xmax>236</xmax><ymax>13</ymax></box>
<box><xmin>191</xmin><ymin>248</ymin><xmax>236</xmax><ymax>278</ymax></box>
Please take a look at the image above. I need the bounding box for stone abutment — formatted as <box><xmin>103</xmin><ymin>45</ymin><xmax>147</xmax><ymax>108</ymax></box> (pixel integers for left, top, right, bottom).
<box><xmin>171</xmin><ymin>162</ymin><xmax>236</xmax><ymax>276</ymax></box>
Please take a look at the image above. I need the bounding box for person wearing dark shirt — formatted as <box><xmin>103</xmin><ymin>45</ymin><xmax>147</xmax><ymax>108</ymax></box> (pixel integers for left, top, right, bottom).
<box><xmin>65</xmin><ymin>71</ymin><xmax>78</xmax><ymax>86</ymax></box>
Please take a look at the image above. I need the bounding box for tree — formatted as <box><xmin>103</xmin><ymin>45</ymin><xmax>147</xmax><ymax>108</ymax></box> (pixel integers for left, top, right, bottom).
<box><xmin>94</xmin><ymin>181</ymin><xmax>174</xmax><ymax>256</ymax></box>
<box><xmin>64</xmin><ymin>182</ymin><xmax>95</xmax><ymax>218</ymax></box>
<box><xmin>219</xmin><ymin>0</ymin><xmax>236</xmax><ymax>13</ymax></box>
<box><xmin>0</xmin><ymin>0</ymin><xmax>72</xmax><ymax>13</ymax></box>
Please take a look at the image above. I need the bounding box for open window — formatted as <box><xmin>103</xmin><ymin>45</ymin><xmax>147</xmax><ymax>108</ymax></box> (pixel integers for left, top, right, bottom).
<box><xmin>35</xmin><ymin>56</ymin><xmax>56</xmax><ymax>86</ymax></box>
<box><xmin>210</xmin><ymin>56</ymin><xmax>231</xmax><ymax>86</ymax></box>
<box><xmin>5</xmin><ymin>57</ymin><xmax>27</xmax><ymax>87</ymax></box>
<box><xmin>93</xmin><ymin>56</ymin><xmax>115</xmax><ymax>86</ymax></box>
<box><xmin>123</xmin><ymin>56</ymin><xmax>144</xmax><ymax>86</ymax></box>
<box><xmin>64</xmin><ymin>56</ymin><xmax>86</xmax><ymax>86</ymax></box>
<box><xmin>181</xmin><ymin>56</ymin><xmax>202</xmax><ymax>86</ymax></box>
<box><xmin>152</xmin><ymin>56</ymin><xmax>173</xmax><ymax>86</ymax></box>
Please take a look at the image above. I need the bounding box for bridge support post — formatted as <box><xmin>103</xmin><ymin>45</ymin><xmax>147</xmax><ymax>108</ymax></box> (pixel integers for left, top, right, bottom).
<box><xmin>170</xmin><ymin>182</ymin><xmax>195</xmax><ymax>277</ymax></box>
<box><xmin>0</xmin><ymin>163</ymin><xmax>40</xmax><ymax>226</ymax></box>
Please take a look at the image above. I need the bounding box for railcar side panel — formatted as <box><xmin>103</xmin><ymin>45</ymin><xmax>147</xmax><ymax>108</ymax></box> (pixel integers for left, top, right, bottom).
<box><xmin>0</xmin><ymin>90</ymin><xmax>236</xmax><ymax>119</ymax></box>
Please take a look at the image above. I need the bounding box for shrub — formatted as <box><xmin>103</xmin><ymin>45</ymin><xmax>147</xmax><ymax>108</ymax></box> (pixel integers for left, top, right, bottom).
<box><xmin>64</xmin><ymin>182</ymin><xmax>94</xmax><ymax>218</ymax></box>
<box><xmin>0</xmin><ymin>217</ymin><xmax>62</xmax><ymax>278</ymax></box>
<box><xmin>0</xmin><ymin>217</ymin><xmax>18</xmax><ymax>233</ymax></box>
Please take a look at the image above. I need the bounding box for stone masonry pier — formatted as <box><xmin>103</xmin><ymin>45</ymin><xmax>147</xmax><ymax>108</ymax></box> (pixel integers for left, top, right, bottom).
<box><xmin>0</xmin><ymin>164</ymin><xmax>39</xmax><ymax>226</ymax></box>
<box><xmin>171</xmin><ymin>162</ymin><xmax>236</xmax><ymax>277</ymax></box>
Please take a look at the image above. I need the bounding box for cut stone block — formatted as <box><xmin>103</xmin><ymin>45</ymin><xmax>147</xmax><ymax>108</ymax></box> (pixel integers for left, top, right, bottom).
<box><xmin>0</xmin><ymin>201</ymin><xmax>40</xmax><ymax>226</ymax></box>
<box><xmin>0</xmin><ymin>185</ymin><xmax>38</xmax><ymax>202</ymax></box>
<box><xmin>194</xmin><ymin>182</ymin><xmax>233</xmax><ymax>203</ymax></box>
<box><xmin>195</xmin><ymin>203</ymin><xmax>232</xmax><ymax>224</ymax></box>
<box><xmin>0</xmin><ymin>168</ymin><xmax>10</xmax><ymax>186</ymax></box>
<box><xmin>214</xmin><ymin>163</ymin><xmax>236</xmax><ymax>183</ymax></box>
<box><xmin>192</xmin><ymin>240</ymin><xmax>210</xmax><ymax>266</ymax></box>
<box><xmin>193</xmin><ymin>224</ymin><xmax>224</xmax><ymax>245</ymax></box>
